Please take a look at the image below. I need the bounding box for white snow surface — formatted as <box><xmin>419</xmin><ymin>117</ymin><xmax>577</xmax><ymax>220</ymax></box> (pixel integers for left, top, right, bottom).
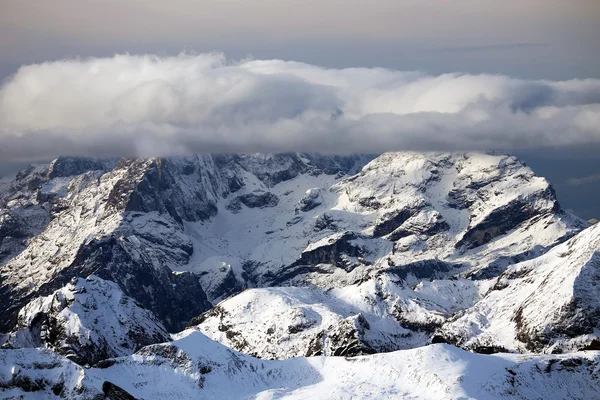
<box><xmin>0</xmin><ymin>152</ymin><xmax>598</xmax><ymax>399</ymax></box>
<box><xmin>178</xmin><ymin>152</ymin><xmax>583</xmax><ymax>292</ymax></box>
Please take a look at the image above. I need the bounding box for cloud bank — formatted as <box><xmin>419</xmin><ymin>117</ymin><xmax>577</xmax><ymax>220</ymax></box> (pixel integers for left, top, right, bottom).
<box><xmin>1</xmin><ymin>53</ymin><xmax>599</xmax><ymax>161</ymax></box>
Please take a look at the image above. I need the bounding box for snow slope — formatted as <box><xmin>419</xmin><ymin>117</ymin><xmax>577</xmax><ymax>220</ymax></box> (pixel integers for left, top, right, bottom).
<box><xmin>437</xmin><ymin>223</ymin><xmax>600</xmax><ymax>353</ymax></box>
<box><xmin>1</xmin><ymin>330</ymin><xmax>599</xmax><ymax>399</ymax></box>
<box><xmin>0</xmin><ymin>152</ymin><xmax>598</xmax><ymax>399</ymax></box>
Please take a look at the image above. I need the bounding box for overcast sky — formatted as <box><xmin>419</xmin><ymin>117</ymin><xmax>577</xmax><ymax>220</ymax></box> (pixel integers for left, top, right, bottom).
<box><xmin>2</xmin><ymin>0</ymin><xmax>600</xmax><ymax>80</ymax></box>
<box><xmin>1</xmin><ymin>0</ymin><xmax>599</xmax><ymax>218</ymax></box>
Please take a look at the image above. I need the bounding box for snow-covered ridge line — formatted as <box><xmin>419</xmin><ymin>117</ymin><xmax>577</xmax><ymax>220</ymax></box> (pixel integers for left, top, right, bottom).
<box><xmin>0</xmin><ymin>152</ymin><xmax>585</xmax><ymax>344</ymax></box>
<box><xmin>1</xmin><ymin>329</ymin><xmax>599</xmax><ymax>399</ymax></box>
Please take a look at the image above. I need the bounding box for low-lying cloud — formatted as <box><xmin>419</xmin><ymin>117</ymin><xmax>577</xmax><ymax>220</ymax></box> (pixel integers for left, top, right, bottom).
<box><xmin>1</xmin><ymin>53</ymin><xmax>599</xmax><ymax>162</ymax></box>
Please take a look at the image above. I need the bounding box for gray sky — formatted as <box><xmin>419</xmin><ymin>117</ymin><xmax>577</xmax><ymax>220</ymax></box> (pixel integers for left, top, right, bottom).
<box><xmin>0</xmin><ymin>0</ymin><xmax>599</xmax><ymax>219</ymax></box>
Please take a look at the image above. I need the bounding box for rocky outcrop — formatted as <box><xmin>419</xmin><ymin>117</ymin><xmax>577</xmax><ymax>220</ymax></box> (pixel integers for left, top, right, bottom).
<box><xmin>191</xmin><ymin>286</ymin><xmax>412</xmax><ymax>360</ymax></box>
<box><xmin>298</xmin><ymin>188</ymin><xmax>324</xmax><ymax>212</ymax></box>
<box><xmin>0</xmin><ymin>151</ymin><xmax>586</xmax><ymax>357</ymax></box>
<box><xmin>292</xmin><ymin>231</ymin><xmax>365</xmax><ymax>271</ymax></box>
<box><xmin>47</xmin><ymin>156</ymin><xmax>109</xmax><ymax>179</ymax></box>
<box><xmin>2</xmin><ymin>332</ymin><xmax>600</xmax><ymax>399</ymax></box>
<box><xmin>455</xmin><ymin>187</ymin><xmax>559</xmax><ymax>250</ymax></box>
<box><xmin>227</xmin><ymin>192</ymin><xmax>279</xmax><ymax>211</ymax></box>
<box><xmin>304</xmin><ymin>314</ymin><xmax>376</xmax><ymax>357</ymax></box>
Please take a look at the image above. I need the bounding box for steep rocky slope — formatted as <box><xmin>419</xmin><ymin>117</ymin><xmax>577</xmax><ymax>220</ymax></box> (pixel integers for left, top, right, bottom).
<box><xmin>1</xmin><ymin>329</ymin><xmax>599</xmax><ymax>400</ymax></box>
<box><xmin>436</xmin><ymin>222</ymin><xmax>600</xmax><ymax>354</ymax></box>
<box><xmin>179</xmin><ymin>152</ymin><xmax>583</xmax><ymax>299</ymax></box>
<box><xmin>1</xmin><ymin>275</ymin><xmax>170</xmax><ymax>366</ymax></box>
<box><xmin>185</xmin><ymin>152</ymin><xmax>586</xmax><ymax>355</ymax></box>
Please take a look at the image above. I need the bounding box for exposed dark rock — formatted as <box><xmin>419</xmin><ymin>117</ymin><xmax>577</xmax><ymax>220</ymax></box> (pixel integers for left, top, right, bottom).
<box><xmin>456</xmin><ymin>189</ymin><xmax>559</xmax><ymax>250</ymax></box>
<box><xmin>373</xmin><ymin>207</ymin><xmax>421</xmax><ymax>237</ymax></box>
<box><xmin>472</xmin><ymin>346</ymin><xmax>510</xmax><ymax>354</ymax></box>
<box><xmin>2</xmin><ymin>276</ymin><xmax>171</xmax><ymax>366</ymax></box>
<box><xmin>102</xmin><ymin>381</ymin><xmax>138</xmax><ymax>400</ymax></box>
<box><xmin>388</xmin><ymin>217</ymin><xmax>450</xmax><ymax>241</ymax></box>
<box><xmin>291</xmin><ymin>232</ymin><xmax>364</xmax><ymax>272</ymax></box>
<box><xmin>298</xmin><ymin>188</ymin><xmax>324</xmax><ymax>212</ymax></box>
<box><xmin>47</xmin><ymin>157</ymin><xmax>107</xmax><ymax>179</ymax></box>
<box><xmin>382</xmin><ymin>259</ymin><xmax>463</xmax><ymax>282</ymax></box>
<box><xmin>53</xmin><ymin>236</ymin><xmax>211</xmax><ymax>332</ymax></box>
<box><xmin>314</xmin><ymin>213</ymin><xmax>337</xmax><ymax>232</ymax></box>
<box><xmin>229</xmin><ymin>192</ymin><xmax>279</xmax><ymax>210</ymax></box>
<box><xmin>305</xmin><ymin>314</ymin><xmax>376</xmax><ymax>357</ymax></box>
<box><xmin>358</xmin><ymin>196</ymin><xmax>382</xmax><ymax>210</ymax></box>
<box><xmin>446</xmin><ymin>188</ymin><xmax>476</xmax><ymax>210</ymax></box>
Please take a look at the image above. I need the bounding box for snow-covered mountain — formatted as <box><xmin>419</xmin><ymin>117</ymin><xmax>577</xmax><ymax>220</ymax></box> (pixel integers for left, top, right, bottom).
<box><xmin>1</xmin><ymin>275</ymin><xmax>170</xmax><ymax>366</ymax></box>
<box><xmin>1</xmin><ymin>151</ymin><xmax>597</xmax><ymax>399</ymax></box>
<box><xmin>436</xmin><ymin>222</ymin><xmax>600</xmax><ymax>354</ymax></box>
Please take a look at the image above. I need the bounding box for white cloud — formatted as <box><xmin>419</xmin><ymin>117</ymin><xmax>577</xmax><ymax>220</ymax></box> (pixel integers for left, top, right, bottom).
<box><xmin>1</xmin><ymin>53</ymin><xmax>600</xmax><ymax>161</ymax></box>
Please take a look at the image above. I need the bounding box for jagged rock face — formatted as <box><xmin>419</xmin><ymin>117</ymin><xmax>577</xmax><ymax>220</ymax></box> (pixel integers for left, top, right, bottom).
<box><xmin>47</xmin><ymin>157</ymin><xmax>108</xmax><ymax>179</ymax></box>
<box><xmin>1</xmin><ymin>151</ymin><xmax>600</xmax><ymax>399</ymax></box>
<box><xmin>304</xmin><ymin>314</ymin><xmax>377</xmax><ymax>357</ymax></box>
<box><xmin>226</xmin><ymin>191</ymin><xmax>279</xmax><ymax>212</ymax></box>
<box><xmin>3</xmin><ymin>276</ymin><xmax>170</xmax><ymax>366</ymax></box>
<box><xmin>0</xmin><ymin>157</ymin><xmax>220</xmax><ymax>331</ymax></box>
<box><xmin>436</xmin><ymin>223</ymin><xmax>600</xmax><ymax>354</ymax></box>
